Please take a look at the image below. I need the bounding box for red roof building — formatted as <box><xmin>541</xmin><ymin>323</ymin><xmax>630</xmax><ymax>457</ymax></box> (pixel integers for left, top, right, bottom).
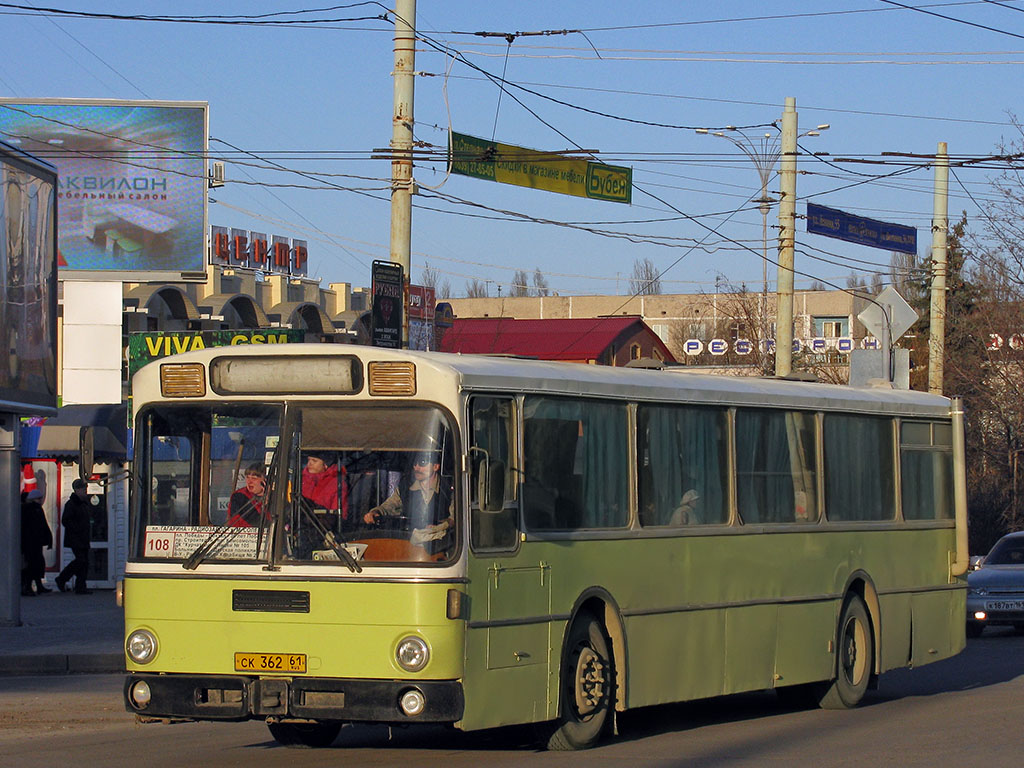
<box><xmin>439</xmin><ymin>316</ymin><xmax>676</xmax><ymax>366</ymax></box>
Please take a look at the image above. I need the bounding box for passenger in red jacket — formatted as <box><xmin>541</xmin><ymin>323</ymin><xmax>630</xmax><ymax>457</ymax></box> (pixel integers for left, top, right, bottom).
<box><xmin>301</xmin><ymin>451</ymin><xmax>348</xmax><ymax>519</ymax></box>
<box><xmin>227</xmin><ymin>463</ymin><xmax>267</xmax><ymax>527</ymax></box>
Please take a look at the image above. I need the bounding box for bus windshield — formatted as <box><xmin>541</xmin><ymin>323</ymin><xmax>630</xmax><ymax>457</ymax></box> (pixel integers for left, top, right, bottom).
<box><xmin>132</xmin><ymin>403</ymin><xmax>458</xmax><ymax>567</ymax></box>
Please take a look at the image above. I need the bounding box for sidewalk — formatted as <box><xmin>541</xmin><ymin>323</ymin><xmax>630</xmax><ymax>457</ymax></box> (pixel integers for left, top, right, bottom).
<box><xmin>0</xmin><ymin>588</ymin><xmax>124</xmax><ymax>675</ymax></box>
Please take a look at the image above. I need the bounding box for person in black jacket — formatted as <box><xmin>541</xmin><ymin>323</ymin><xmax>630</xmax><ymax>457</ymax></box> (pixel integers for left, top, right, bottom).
<box><xmin>56</xmin><ymin>479</ymin><xmax>92</xmax><ymax>594</ymax></box>
<box><xmin>20</xmin><ymin>489</ymin><xmax>53</xmax><ymax>596</ymax></box>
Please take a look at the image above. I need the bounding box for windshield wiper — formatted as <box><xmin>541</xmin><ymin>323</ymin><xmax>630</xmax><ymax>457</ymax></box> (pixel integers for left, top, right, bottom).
<box><xmin>182</xmin><ymin>494</ymin><xmax>269</xmax><ymax>570</ymax></box>
<box><xmin>297</xmin><ymin>502</ymin><xmax>362</xmax><ymax>573</ymax></box>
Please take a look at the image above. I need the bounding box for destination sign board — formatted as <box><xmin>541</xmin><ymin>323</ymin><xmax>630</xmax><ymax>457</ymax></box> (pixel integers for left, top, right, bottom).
<box><xmin>450</xmin><ymin>132</ymin><xmax>632</xmax><ymax>204</ymax></box>
<box><xmin>806</xmin><ymin>203</ymin><xmax>917</xmax><ymax>254</ymax></box>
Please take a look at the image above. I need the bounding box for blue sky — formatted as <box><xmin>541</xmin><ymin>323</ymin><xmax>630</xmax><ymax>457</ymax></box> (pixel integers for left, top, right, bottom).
<box><xmin>1</xmin><ymin>1</ymin><xmax>1021</xmax><ymax>296</ymax></box>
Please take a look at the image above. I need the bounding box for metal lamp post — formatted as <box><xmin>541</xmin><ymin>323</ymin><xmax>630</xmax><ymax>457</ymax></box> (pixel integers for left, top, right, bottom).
<box><xmin>697</xmin><ymin>107</ymin><xmax>829</xmax><ymax>375</ymax></box>
<box><xmin>696</xmin><ymin>125</ymin><xmax>782</xmax><ymax>349</ymax></box>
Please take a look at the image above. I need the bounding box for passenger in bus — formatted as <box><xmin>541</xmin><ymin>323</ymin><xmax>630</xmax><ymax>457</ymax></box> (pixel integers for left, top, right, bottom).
<box><xmin>301</xmin><ymin>451</ymin><xmax>349</xmax><ymax>518</ymax></box>
<box><xmin>363</xmin><ymin>450</ymin><xmax>453</xmax><ymax>547</ymax></box>
<box><xmin>227</xmin><ymin>463</ymin><xmax>268</xmax><ymax>527</ymax></box>
<box><xmin>669</xmin><ymin>489</ymin><xmax>700</xmax><ymax>526</ymax></box>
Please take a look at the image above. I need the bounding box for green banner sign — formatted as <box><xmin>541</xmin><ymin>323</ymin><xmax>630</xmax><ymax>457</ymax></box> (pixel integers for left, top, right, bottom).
<box><xmin>450</xmin><ymin>132</ymin><xmax>632</xmax><ymax>204</ymax></box>
<box><xmin>127</xmin><ymin>330</ymin><xmax>305</xmax><ymax>380</ymax></box>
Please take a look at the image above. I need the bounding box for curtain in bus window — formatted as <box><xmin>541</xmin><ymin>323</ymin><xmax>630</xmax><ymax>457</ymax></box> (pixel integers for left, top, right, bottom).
<box><xmin>735</xmin><ymin>410</ymin><xmax>817</xmax><ymax>524</ymax></box>
<box><xmin>824</xmin><ymin>414</ymin><xmax>896</xmax><ymax>521</ymax></box>
<box><xmin>523</xmin><ymin>397</ymin><xmax>628</xmax><ymax>530</ymax></box>
<box><xmin>638</xmin><ymin>405</ymin><xmax>728</xmax><ymax>526</ymax></box>
<box><xmin>900</xmin><ymin>422</ymin><xmax>954</xmax><ymax>520</ymax></box>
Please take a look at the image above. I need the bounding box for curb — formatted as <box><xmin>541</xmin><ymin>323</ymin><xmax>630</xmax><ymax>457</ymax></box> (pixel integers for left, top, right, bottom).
<box><xmin>0</xmin><ymin>653</ymin><xmax>125</xmax><ymax>676</ymax></box>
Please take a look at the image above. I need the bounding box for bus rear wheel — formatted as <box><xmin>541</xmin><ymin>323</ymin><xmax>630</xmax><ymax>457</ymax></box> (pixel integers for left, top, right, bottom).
<box><xmin>819</xmin><ymin>594</ymin><xmax>873</xmax><ymax>710</ymax></box>
<box><xmin>267</xmin><ymin>721</ymin><xmax>341</xmax><ymax>748</ymax></box>
<box><xmin>548</xmin><ymin>611</ymin><xmax>613</xmax><ymax>751</ymax></box>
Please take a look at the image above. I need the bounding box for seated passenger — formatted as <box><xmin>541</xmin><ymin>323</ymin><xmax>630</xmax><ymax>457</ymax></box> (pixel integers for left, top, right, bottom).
<box><xmin>227</xmin><ymin>463</ymin><xmax>267</xmax><ymax>527</ymax></box>
<box><xmin>302</xmin><ymin>450</ymin><xmax>349</xmax><ymax>518</ymax></box>
<box><xmin>363</xmin><ymin>450</ymin><xmax>453</xmax><ymax>545</ymax></box>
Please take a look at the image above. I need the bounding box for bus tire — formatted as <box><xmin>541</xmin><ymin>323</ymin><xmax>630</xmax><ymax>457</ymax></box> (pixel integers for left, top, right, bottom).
<box><xmin>267</xmin><ymin>721</ymin><xmax>341</xmax><ymax>748</ymax></box>
<box><xmin>548</xmin><ymin>611</ymin><xmax>613</xmax><ymax>751</ymax></box>
<box><xmin>819</xmin><ymin>594</ymin><xmax>873</xmax><ymax>710</ymax></box>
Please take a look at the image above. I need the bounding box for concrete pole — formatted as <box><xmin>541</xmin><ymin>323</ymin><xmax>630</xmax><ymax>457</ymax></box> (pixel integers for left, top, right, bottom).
<box><xmin>775</xmin><ymin>98</ymin><xmax>798</xmax><ymax>377</ymax></box>
<box><xmin>390</xmin><ymin>0</ymin><xmax>416</xmax><ymax>347</ymax></box>
<box><xmin>928</xmin><ymin>142</ymin><xmax>949</xmax><ymax>395</ymax></box>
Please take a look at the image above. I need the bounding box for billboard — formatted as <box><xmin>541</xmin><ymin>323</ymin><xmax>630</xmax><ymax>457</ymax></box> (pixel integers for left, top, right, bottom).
<box><xmin>371</xmin><ymin>260</ymin><xmax>403</xmax><ymax>349</ymax></box>
<box><xmin>0</xmin><ymin>141</ymin><xmax>58</xmax><ymax>414</ymax></box>
<box><xmin>0</xmin><ymin>99</ymin><xmax>208</xmax><ymax>277</ymax></box>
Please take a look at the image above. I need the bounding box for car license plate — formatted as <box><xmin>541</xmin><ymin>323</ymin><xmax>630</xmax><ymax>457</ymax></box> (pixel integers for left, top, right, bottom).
<box><xmin>986</xmin><ymin>600</ymin><xmax>1024</xmax><ymax>611</ymax></box>
<box><xmin>234</xmin><ymin>652</ymin><xmax>307</xmax><ymax>673</ymax></box>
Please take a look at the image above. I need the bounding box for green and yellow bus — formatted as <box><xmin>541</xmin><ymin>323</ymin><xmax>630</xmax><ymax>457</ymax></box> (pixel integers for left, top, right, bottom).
<box><xmin>122</xmin><ymin>345</ymin><xmax>968</xmax><ymax>750</ymax></box>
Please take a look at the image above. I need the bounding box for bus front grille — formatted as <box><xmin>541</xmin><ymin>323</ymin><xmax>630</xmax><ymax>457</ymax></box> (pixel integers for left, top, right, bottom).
<box><xmin>232</xmin><ymin>589</ymin><xmax>310</xmax><ymax>613</ymax></box>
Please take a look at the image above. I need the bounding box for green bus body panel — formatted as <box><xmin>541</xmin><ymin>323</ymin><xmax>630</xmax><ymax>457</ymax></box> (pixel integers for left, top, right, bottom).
<box><xmin>124</xmin><ymin>578</ymin><xmax>464</xmax><ymax>680</ymax></box>
<box><xmin>460</xmin><ymin>527</ymin><xmax>964</xmax><ymax>731</ymax></box>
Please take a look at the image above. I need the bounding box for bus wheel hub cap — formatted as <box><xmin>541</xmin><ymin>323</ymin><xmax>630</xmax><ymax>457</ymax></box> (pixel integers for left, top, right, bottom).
<box><xmin>574</xmin><ymin>647</ymin><xmax>605</xmax><ymax>714</ymax></box>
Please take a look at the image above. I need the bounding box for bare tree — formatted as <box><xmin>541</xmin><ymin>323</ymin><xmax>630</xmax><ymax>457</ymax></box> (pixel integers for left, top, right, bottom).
<box><xmin>421</xmin><ymin>261</ymin><xmax>451</xmax><ymax>299</ymax></box>
<box><xmin>465</xmin><ymin>278</ymin><xmax>489</xmax><ymax>298</ymax></box>
<box><xmin>870</xmin><ymin>272</ymin><xmax>884</xmax><ymax>294</ymax></box>
<box><xmin>629</xmin><ymin>257</ymin><xmax>662</xmax><ymax>295</ymax></box>
<box><xmin>809</xmin><ymin>280</ymin><xmax>827</xmax><ymax>291</ymax></box>
<box><xmin>509</xmin><ymin>269</ymin><xmax>530</xmax><ymax>297</ymax></box>
<box><xmin>533</xmin><ymin>267</ymin><xmax>550</xmax><ymax>297</ymax></box>
<box><xmin>421</xmin><ymin>261</ymin><xmax>438</xmax><ymax>290</ymax></box>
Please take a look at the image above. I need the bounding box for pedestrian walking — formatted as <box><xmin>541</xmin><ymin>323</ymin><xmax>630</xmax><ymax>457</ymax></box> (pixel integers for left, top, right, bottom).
<box><xmin>56</xmin><ymin>478</ymin><xmax>92</xmax><ymax>595</ymax></box>
<box><xmin>20</xmin><ymin>488</ymin><xmax>53</xmax><ymax>596</ymax></box>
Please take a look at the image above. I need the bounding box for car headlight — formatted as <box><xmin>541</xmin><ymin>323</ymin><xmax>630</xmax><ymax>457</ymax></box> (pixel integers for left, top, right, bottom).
<box><xmin>126</xmin><ymin>629</ymin><xmax>158</xmax><ymax>664</ymax></box>
<box><xmin>395</xmin><ymin>635</ymin><xmax>429</xmax><ymax>672</ymax></box>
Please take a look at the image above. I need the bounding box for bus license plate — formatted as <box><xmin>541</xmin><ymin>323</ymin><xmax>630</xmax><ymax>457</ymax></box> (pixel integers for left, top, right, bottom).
<box><xmin>987</xmin><ymin>600</ymin><xmax>1024</xmax><ymax>612</ymax></box>
<box><xmin>234</xmin><ymin>652</ymin><xmax>307</xmax><ymax>673</ymax></box>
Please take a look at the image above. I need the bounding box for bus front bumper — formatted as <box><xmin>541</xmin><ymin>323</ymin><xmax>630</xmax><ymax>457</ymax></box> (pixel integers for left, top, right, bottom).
<box><xmin>124</xmin><ymin>673</ymin><xmax>464</xmax><ymax>724</ymax></box>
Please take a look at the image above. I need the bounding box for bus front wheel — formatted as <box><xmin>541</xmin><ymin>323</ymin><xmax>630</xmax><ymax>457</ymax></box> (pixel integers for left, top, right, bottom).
<box><xmin>267</xmin><ymin>721</ymin><xmax>341</xmax><ymax>748</ymax></box>
<box><xmin>548</xmin><ymin>611</ymin><xmax>613</xmax><ymax>751</ymax></box>
<box><xmin>819</xmin><ymin>594</ymin><xmax>873</xmax><ymax>710</ymax></box>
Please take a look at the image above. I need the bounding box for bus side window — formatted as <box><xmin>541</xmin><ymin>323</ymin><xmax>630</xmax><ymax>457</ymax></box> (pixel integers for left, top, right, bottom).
<box><xmin>470</xmin><ymin>396</ymin><xmax>518</xmax><ymax>551</ymax></box>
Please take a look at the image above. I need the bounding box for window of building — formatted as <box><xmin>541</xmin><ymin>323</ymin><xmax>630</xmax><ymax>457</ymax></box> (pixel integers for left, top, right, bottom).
<box><xmin>630</xmin><ymin>343</ymin><xmax>642</xmax><ymax>360</ymax></box>
<box><xmin>813</xmin><ymin>316</ymin><xmax>848</xmax><ymax>338</ymax></box>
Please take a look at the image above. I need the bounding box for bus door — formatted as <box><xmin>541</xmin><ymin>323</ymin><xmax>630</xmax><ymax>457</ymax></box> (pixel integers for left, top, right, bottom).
<box><xmin>465</xmin><ymin>396</ymin><xmax>552</xmax><ymax>728</ymax></box>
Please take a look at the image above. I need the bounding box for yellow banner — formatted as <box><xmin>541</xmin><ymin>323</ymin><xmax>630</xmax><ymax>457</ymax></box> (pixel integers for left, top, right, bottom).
<box><xmin>450</xmin><ymin>132</ymin><xmax>631</xmax><ymax>204</ymax></box>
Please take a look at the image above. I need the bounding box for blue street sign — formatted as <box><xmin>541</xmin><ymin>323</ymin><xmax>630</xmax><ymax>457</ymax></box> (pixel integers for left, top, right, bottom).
<box><xmin>806</xmin><ymin>203</ymin><xmax>917</xmax><ymax>254</ymax></box>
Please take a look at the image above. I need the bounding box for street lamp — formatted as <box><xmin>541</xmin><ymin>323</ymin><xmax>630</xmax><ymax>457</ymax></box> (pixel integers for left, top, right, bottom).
<box><xmin>696</xmin><ymin>121</ymin><xmax>829</xmax><ymax>354</ymax></box>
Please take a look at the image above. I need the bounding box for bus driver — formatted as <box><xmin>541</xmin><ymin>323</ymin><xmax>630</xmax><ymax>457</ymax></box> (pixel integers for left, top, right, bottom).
<box><xmin>363</xmin><ymin>450</ymin><xmax>452</xmax><ymax>546</ymax></box>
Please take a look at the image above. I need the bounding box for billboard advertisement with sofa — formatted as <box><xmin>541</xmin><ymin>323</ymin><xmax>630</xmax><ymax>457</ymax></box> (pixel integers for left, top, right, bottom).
<box><xmin>0</xmin><ymin>99</ymin><xmax>207</xmax><ymax>277</ymax></box>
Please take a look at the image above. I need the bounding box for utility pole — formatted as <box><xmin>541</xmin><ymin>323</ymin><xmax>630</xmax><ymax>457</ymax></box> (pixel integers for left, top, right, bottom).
<box><xmin>390</xmin><ymin>0</ymin><xmax>416</xmax><ymax>347</ymax></box>
<box><xmin>775</xmin><ymin>97</ymin><xmax>798</xmax><ymax>377</ymax></box>
<box><xmin>928</xmin><ymin>142</ymin><xmax>949</xmax><ymax>395</ymax></box>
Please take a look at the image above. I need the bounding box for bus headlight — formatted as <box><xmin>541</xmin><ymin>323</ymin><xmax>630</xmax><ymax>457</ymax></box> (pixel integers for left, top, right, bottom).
<box><xmin>395</xmin><ymin>635</ymin><xmax>429</xmax><ymax>672</ymax></box>
<box><xmin>126</xmin><ymin>629</ymin><xmax>158</xmax><ymax>664</ymax></box>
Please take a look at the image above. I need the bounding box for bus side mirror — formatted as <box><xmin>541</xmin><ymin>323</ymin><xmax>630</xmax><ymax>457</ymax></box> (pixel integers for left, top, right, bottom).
<box><xmin>482</xmin><ymin>460</ymin><xmax>505</xmax><ymax>513</ymax></box>
<box><xmin>79</xmin><ymin>426</ymin><xmax>94</xmax><ymax>483</ymax></box>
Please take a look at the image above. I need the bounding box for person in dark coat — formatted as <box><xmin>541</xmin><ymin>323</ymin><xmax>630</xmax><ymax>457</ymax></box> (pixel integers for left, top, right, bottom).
<box><xmin>20</xmin><ymin>489</ymin><xmax>53</xmax><ymax>596</ymax></box>
<box><xmin>56</xmin><ymin>478</ymin><xmax>92</xmax><ymax>594</ymax></box>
